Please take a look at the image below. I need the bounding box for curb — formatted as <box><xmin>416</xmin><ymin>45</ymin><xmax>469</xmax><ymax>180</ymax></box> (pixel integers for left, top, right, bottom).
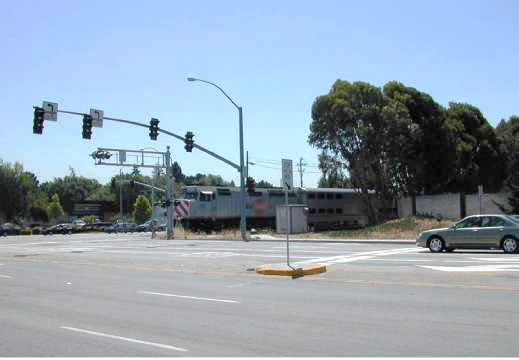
<box><xmin>256</xmin><ymin>264</ymin><xmax>327</xmax><ymax>276</ymax></box>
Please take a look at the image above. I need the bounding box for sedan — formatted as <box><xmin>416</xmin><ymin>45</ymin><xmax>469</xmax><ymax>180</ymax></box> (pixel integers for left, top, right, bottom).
<box><xmin>416</xmin><ymin>214</ymin><xmax>519</xmax><ymax>254</ymax></box>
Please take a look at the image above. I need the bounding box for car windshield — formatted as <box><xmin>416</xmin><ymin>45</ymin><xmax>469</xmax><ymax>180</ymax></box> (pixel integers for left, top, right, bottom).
<box><xmin>505</xmin><ymin>215</ymin><xmax>519</xmax><ymax>224</ymax></box>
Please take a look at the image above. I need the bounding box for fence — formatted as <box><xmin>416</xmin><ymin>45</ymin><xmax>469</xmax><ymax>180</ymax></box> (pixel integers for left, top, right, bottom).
<box><xmin>397</xmin><ymin>192</ymin><xmax>510</xmax><ymax>220</ymax></box>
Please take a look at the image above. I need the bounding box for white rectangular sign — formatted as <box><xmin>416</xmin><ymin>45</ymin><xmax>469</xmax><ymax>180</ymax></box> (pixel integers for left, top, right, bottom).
<box><xmin>42</xmin><ymin>101</ymin><xmax>58</xmax><ymax>121</ymax></box>
<box><xmin>90</xmin><ymin>108</ymin><xmax>104</xmax><ymax>128</ymax></box>
<box><xmin>281</xmin><ymin>159</ymin><xmax>293</xmax><ymax>190</ymax></box>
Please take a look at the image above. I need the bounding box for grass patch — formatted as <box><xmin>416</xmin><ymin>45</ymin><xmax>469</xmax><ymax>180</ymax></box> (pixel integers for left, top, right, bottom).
<box><xmin>319</xmin><ymin>216</ymin><xmax>455</xmax><ymax>239</ymax></box>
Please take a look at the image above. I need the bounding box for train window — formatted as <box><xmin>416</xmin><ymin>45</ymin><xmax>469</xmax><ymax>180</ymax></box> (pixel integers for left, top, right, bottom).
<box><xmin>217</xmin><ymin>188</ymin><xmax>231</xmax><ymax>196</ymax></box>
<box><xmin>308</xmin><ymin>193</ymin><xmax>316</xmax><ymax>199</ymax></box>
<box><xmin>335</xmin><ymin>193</ymin><xmax>343</xmax><ymax>199</ymax></box>
<box><xmin>336</xmin><ymin>208</ymin><xmax>343</xmax><ymax>214</ymax></box>
<box><xmin>318</xmin><ymin>209</ymin><xmax>325</xmax><ymax>214</ymax></box>
<box><xmin>326</xmin><ymin>208</ymin><xmax>334</xmax><ymax>214</ymax></box>
<box><xmin>317</xmin><ymin>193</ymin><xmax>325</xmax><ymax>199</ymax></box>
<box><xmin>309</xmin><ymin>208</ymin><xmax>316</xmax><ymax>214</ymax></box>
<box><xmin>326</xmin><ymin>193</ymin><xmax>333</xmax><ymax>199</ymax></box>
<box><xmin>182</xmin><ymin>191</ymin><xmax>198</xmax><ymax>200</ymax></box>
<box><xmin>200</xmin><ymin>192</ymin><xmax>213</xmax><ymax>202</ymax></box>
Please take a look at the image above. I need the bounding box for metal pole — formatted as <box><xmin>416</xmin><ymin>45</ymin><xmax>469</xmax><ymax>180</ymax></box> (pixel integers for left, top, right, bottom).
<box><xmin>151</xmin><ymin>166</ymin><xmax>155</xmax><ymax>239</ymax></box>
<box><xmin>165</xmin><ymin>146</ymin><xmax>174</xmax><ymax>240</ymax></box>
<box><xmin>285</xmin><ymin>190</ymin><xmax>294</xmax><ymax>269</ymax></box>
<box><xmin>119</xmin><ymin>168</ymin><xmax>123</xmax><ymax>218</ymax></box>
<box><xmin>239</xmin><ymin>107</ymin><xmax>247</xmax><ymax>241</ymax></box>
<box><xmin>246</xmin><ymin>150</ymin><xmax>248</xmax><ymax>180</ymax></box>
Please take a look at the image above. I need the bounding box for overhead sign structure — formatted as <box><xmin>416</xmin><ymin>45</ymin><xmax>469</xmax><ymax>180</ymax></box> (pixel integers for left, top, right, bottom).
<box><xmin>90</xmin><ymin>108</ymin><xmax>104</xmax><ymax>128</ymax></box>
<box><xmin>281</xmin><ymin>159</ymin><xmax>293</xmax><ymax>190</ymax></box>
<box><xmin>119</xmin><ymin>150</ymin><xmax>126</xmax><ymax>164</ymax></box>
<box><xmin>42</xmin><ymin>101</ymin><xmax>58</xmax><ymax>121</ymax></box>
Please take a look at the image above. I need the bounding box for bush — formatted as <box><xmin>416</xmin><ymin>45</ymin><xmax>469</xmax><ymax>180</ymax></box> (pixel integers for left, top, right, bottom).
<box><xmin>20</xmin><ymin>229</ymin><xmax>32</xmax><ymax>236</ymax></box>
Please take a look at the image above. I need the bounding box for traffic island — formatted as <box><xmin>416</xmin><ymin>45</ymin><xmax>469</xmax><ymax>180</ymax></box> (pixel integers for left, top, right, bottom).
<box><xmin>255</xmin><ymin>264</ymin><xmax>326</xmax><ymax>277</ymax></box>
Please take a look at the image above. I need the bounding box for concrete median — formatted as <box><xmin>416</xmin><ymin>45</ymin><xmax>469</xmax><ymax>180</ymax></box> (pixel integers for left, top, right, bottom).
<box><xmin>256</xmin><ymin>264</ymin><xmax>327</xmax><ymax>276</ymax></box>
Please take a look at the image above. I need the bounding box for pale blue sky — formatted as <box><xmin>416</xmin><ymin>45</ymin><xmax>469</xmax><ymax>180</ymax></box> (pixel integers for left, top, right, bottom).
<box><xmin>1</xmin><ymin>0</ymin><xmax>518</xmax><ymax>187</ymax></box>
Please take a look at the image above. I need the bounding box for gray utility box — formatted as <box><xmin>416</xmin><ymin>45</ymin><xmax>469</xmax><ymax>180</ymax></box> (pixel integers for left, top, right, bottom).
<box><xmin>276</xmin><ymin>204</ymin><xmax>308</xmax><ymax>234</ymax></box>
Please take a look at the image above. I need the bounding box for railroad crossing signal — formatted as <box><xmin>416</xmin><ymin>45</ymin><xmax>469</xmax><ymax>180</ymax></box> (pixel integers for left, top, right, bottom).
<box><xmin>246</xmin><ymin>176</ymin><xmax>256</xmax><ymax>193</ymax></box>
<box><xmin>184</xmin><ymin>131</ymin><xmax>194</xmax><ymax>152</ymax></box>
<box><xmin>149</xmin><ymin>118</ymin><xmax>159</xmax><ymax>140</ymax></box>
<box><xmin>33</xmin><ymin>107</ymin><xmax>44</xmax><ymax>134</ymax></box>
<box><xmin>82</xmin><ymin>115</ymin><xmax>93</xmax><ymax>139</ymax></box>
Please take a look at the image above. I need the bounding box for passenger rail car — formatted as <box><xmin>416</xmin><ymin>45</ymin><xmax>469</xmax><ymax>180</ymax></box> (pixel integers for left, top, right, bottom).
<box><xmin>177</xmin><ymin>185</ymin><xmax>369</xmax><ymax>232</ymax></box>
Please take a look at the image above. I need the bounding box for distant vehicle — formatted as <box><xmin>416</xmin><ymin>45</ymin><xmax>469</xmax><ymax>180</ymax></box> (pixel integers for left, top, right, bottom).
<box><xmin>72</xmin><ymin>219</ymin><xmax>86</xmax><ymax>228</ymax></box>
<box><xmin>159</xmin><ymin>223</ymin><xmax>167</xmax><ymax>231</ymax></box>
<box><xmin>105</xmin><ymin>222</ymin><xmax>138</xmax><ymax>233</ymax></box>
<box><xmin>42</xmin><ymin>223</ymin><xmax>75</xmax><ymax>235</ymax></box>
<box><xmin>137</xmin><ymin>220</ymin><xmax>158</xmax><ymax>232</ymax></box>
<box><xmin>0</xmin><ymin>223</ymin><xmax>21</xmax><ymax>236</ymax></box>
<box><xmin>416</xmin><ymin>214</ymin><xmax>519</xmax><ymax>254</ymax></box>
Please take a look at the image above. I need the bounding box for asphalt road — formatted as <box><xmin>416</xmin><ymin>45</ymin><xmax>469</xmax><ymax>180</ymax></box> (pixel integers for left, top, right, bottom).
<box><xmin>1</xmin><ymin>232</ymin><xmax>518</xmax><ymax>356</ymax></box>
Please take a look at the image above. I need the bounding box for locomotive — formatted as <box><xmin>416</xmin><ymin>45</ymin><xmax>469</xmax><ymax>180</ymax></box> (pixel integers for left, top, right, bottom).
<box><xmin>176</xmin><ymin>185</ymin><xmax>369</xmax><ymax>232</ymax></box>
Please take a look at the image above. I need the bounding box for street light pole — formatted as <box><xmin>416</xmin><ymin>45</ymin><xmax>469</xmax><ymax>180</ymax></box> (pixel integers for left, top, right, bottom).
<box><xmin>187</xmin><ymin>77</ymin><xmax>247</xmax><ymax>241</ymax></box>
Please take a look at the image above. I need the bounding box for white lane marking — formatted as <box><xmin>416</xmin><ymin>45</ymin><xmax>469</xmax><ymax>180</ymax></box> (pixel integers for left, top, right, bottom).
<box><xmin>60</xmin><ymin>326</ymin><xmax>188</xmax><ymax>352</ymax></box>
<box><xmin>471</xmin><ymin>257</ymin><xmax>519</xmax><ymax>262</ymax></box>
<box><xmin>368</xmin><ymin>258</ymin><xmax>433</xmax><ymax>262</ymax></box>
<box><xmin>1</xmin><ymin>241</ymin><xmax>58</xmax><ymax>246</ymax></box>
<box><xmin>0</xmin><ymin>274</ymin><xmax>12</xmax><ymax>279</ymax></box>
<box><xmin>139</xmin><ymin>291</ymin><xmax>239</xmax><ymax>303</ymax></box>
<box><xmin>291</xmin><ymin>247</ymin><xmax>426</xmax><ymax>266</ymax></box>
<box><xmin>419</xmin><ymin>264</ymin><xmax>519</xmax><ymax>272</ymax></box>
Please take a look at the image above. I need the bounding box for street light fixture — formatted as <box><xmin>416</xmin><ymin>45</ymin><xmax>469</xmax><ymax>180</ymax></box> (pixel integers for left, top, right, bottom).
<box><xmin>187</xmin><ymin>76</ymin><xmax>247</xmax><ymax>241</ymax></box>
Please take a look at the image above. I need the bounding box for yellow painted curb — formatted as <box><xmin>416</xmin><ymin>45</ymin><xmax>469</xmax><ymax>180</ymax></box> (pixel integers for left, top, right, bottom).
<box><xmin>256</xmin><ymin>264</ymin><xmax>327</xmax><ymax>276</ymax></box>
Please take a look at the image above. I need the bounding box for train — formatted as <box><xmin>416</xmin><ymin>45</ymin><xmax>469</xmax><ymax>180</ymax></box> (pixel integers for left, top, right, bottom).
<box><xmin>175</xmin><ymin>185</ymin><xmax>370</xmax><ymax>232</ymax></box>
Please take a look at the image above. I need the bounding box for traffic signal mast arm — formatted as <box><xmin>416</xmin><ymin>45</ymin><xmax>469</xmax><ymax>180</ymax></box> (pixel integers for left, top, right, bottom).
<box><xmin>54</xmin><ymin>109</ymin><xmax>241</xmax><ymax>171</ymax></box>
<box><xmin>122</xmin><ymin>179</ymin><xmax>166</xmax><ymax>193</ymax></box>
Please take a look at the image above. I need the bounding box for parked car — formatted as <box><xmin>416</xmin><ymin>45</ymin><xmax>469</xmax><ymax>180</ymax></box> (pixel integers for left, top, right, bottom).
<box><xmin>105</xmin><ymin>222</ymin><xmax>138</xmax><ymax>233</ymax></box>
<box><xmin>72</xmin><ymin>219</ymin><xmax>86</xmax><ymax>229</ymax></box>
<box><xmin>42</xmin><ymin>223</ymin><xmax>76</xmax><ymax>235</ymax></box>
<box><xmin>0</xmin><ymin>223</ymin><xmax>21</xmax><ymax>236</ymax></box>
<box><xmin>137</xmin><ymin>219</ymin><xmax>158</xmax><ymax>232</ymax></box>
<box><xmin>416</xmin><ymin>214</ymin><xmax>519</xmax><ymax>254</ymax></box>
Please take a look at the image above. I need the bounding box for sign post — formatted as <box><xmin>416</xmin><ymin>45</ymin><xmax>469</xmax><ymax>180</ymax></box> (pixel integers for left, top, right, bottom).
<box><xmin>478</xmin><ymin>185</ymin><xmax>483</xmax><ymax>215</ymax></box>
<box><xmin>282</xmin><ymin>159</ymin><xmax>295</xmax><ymax>270</ymax></box>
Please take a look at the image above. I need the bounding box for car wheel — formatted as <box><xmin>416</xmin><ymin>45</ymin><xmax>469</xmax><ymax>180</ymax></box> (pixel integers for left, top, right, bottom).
<box><xmin>502</xmin><ymin>237</ymin><xmax>518</xmax><ymax>254</ymax></box>
<box><xmin>428</xmin><ymin>237</ymin><xmax>444</xmax><ymax>253</ymax></box>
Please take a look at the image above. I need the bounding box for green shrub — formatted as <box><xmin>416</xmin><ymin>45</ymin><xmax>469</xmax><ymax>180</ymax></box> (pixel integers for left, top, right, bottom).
<box><xmin>20</xmin><ymin>229</ymin><xmax>32</xmax><ymax>236</ymax></box>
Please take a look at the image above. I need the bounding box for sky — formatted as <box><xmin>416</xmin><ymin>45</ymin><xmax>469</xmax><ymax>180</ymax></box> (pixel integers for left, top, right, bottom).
<box><xmin>1</xmin><ymin>0</ymin><xmax>518</xmax><ymax>188</ymax></box>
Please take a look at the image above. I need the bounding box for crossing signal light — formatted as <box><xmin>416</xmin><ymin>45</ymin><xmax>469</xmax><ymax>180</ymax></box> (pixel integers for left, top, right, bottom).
<box><xmin>33</xmin><ymin>107</ymin><xmax>44</xmax><ymax>134</ymax></box>
<box><xmin>82</xmin><ymin>115</ymin><xmax>93</xmax><ymax>139</ymax></box>
<box><xmin>149</xmin><ymin>118</ymin><xmax>159</xmax><ymax>140</ymax></box>
<box><xmin>184</xmin><ymin>131</ymin><xmax>194</xmax><ymax>152</ymax></box>
<box><xmin>91</xmin><ymin>150</ymin><xmax>112</xmax><ymax>160</ymax></box>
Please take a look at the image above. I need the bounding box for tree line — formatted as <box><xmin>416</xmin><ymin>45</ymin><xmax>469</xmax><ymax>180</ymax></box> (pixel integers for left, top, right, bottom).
<box><xmin>0</xmin><ymin>160</ymin><xmax>239</xmax><ymax>224</ymax></box>
<box><xmin>309</xmin><ymin>80</ymin><xmax>519</xmax><ymax>221</ymax></box>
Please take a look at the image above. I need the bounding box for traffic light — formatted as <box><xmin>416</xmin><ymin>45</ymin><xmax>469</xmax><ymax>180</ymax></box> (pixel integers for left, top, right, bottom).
<box><xmin>246</xmin><ymin>176</ymin><xmax>256</xmax><ymax>193</ymax></box>
<box><xmin>90</xmin><ymin>150</ymin><xmax>112</xmax><ymax>160</ymax></box>
<box><xmin>184</xmin><ymin>131</ymin><xmax>194</xmax><ymax>152</ymax></box>
<box><xmin>149</xmin><ymin>118</ymin><xmax>159</xmax><ymax>140</ymax></box>
<box><xmin>33</xmin><ymin>107</ymin><xmax>44</xmax><ymax>134</ymax></box>
<box><xmin>82</xmin><ymin>114</ymin><xmax>93</xmax><ymax>139</ymax></box>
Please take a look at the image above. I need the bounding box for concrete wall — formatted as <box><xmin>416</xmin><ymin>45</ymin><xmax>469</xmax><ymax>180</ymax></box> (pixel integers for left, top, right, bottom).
<box><xmin>398</xmin><ymin>192</ymin><xmax>511</xmax><ymax>220</ymax></box>
<box><xmin>415</xmin><ymin>193</ymin><xmax>460</xmax><ymax>220</ymax></box>
<box><xmin>466</xmin><ymin>193</ymin><xmax>509</xmax><ymax>216</ymax></box>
